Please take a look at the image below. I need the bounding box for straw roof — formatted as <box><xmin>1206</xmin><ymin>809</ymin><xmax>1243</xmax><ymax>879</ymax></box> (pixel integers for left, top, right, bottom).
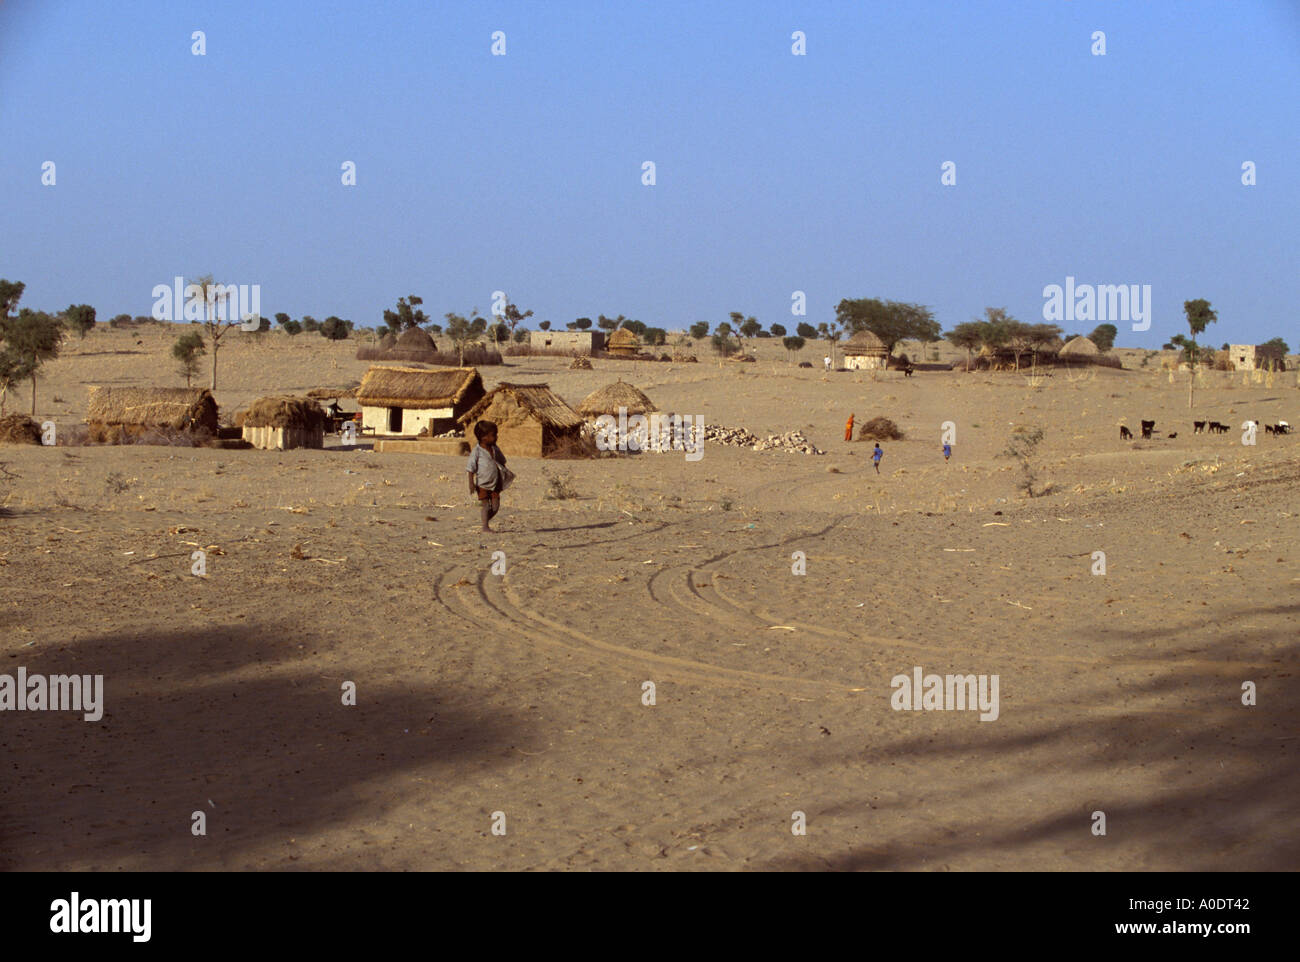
<box><xmin>86</xmin><ymin>386</ymin><xmax>218</xmax><ymax>430</ymax></box>
<box><xmin>378</xmin><ymin>332</ymin><xmax>396</xmax><ymax>351</ymax></box>
<box><xmin>459</xmin><ymin>382</ymin><xmax>584</xmax><ymax>430</ymax></box>
<box><xmin>577</xmin><ymin>380</ymin><xmax>657</xmax><ymax>417</ymax></box>
<box><xmin>389</xmin><ymin>326</ymin><xmax>437</xmax><ymax>357</ymax></box>
<box><xmin>356</xmin><ymin>366</ymin><xmax>483</xmax><ymax>408</ymax></box>
<box><xmin>1059</xmin><ymin>335</ymin><xmax>1100</xmax><ymax>356</ymax></box>
<box><xmin>243</xmin><ymin>395</ymin><xmax>327</xmax><ymax>429</ymax></box>
<box><xmin>607</xmin><ymin>328</ymin><xmax>640</xmax><ymax>349</ymax></box>
<box><xmin>843</xmin><ymin>330</ymin><xmax>887</xmax><ymax>354</ymax></box>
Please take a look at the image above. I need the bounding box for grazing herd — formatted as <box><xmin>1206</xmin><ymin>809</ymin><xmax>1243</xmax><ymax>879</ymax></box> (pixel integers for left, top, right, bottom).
<box><xmin>1121</xmin><ymin>418</ymin><xmax>1292</xmax><ymax>441</ymax></box>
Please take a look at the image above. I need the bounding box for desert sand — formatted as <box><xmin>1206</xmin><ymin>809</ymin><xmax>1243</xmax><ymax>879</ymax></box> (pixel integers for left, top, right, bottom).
<box><xmin>1</xmin><ymin>327</ymin><xmax>1296</xmax><ymax>870</ymax></box>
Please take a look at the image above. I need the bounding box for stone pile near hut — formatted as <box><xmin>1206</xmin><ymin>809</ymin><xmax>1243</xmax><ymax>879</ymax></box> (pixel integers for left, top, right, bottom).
<box><xmin>703</xmin><ymin>424</ymin><xmax>824</xmax><ymax>455</ymax></box>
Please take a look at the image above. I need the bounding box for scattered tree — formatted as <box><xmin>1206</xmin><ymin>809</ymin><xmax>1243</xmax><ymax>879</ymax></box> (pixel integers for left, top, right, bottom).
<box><xmin>0</xmin><ymin>309</ymin><xmax>63</xmax><ymax>414</ymax></box>
<box><xmin>191</xmin><ymin>274</ymin><xmax>242</xmax><ymax>391</ymax></box>
<box><xmin>382</xmin><ymin>295</ymin><xmax>429</xmax><ymax>334</ymax></box>
<box><xmin>769</xmin><ymin>323</ymin><xmax>786</xmax><ymax>337</ymax></box>
<box><xmin>689</xmin><ymin>321</ymin><xmax>710</xmax><ymax>340</ymax></box>
<box><xmin>281</xmin><ymin>319</ymin><xmax>302</xmax><ymax>336</ymax></box>
<box><xmin>1257</xmin><ymin>337</ymin><xmax>1290</xmax><ymax>367</ymax></box>
<box><xmin>782</xmin><ymin>335</ymin><xmax>805</xmax><ymax>355</ymax></box>
<box><xmin>539</xmin><ymin>320</ymin><xmax>551</xmax><ymax>331</ymax></box>
<box><xmin>1183</xmin><ymin>298</ymin><xmax>1218</xmax><ymax>407</ymax></box>
<box><xmin>796</xmin><ymin>321</ymin><xmax>817</xmax><ymax>339</ymax></box>
<box><xmin>573</xmin><ymin>317</ymin><xmax>593</xmax><ymax>330</ymax></box>
<box><xmin>319</xmin><ymin>316</ymin><xmax>349</xmax><ymax>340</ymax></box>
<box><xmin>301</xmin><ymin>315</ymin><xmax>319</xmax><ymax>332</ymax></box>
<box><xmin>172</xmin><ymin>331</ymin><xmax>206</xmax><ymax>386</ymax></box>
<box><xmin>644</xmin><ymin>327</ymin><xmax>667</xmax><ymax>346</ymax></box>
<box><xmin>1088</xmin><ymin>323</ymin><xmax>1117</xmax><ymax>352</ymax></box>
<box><xmin>445</xmin><ymin>311</ymin><xmax>487</xmax><ymax>365</ymax></box>
<box><xmin>63</xmin><ymin>304</ymin><xmax>96</xmax><ymax>339</ymax></box>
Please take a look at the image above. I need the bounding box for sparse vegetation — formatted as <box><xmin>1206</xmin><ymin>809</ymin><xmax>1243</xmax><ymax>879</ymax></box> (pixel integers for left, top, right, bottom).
<box><xmin>543</xmin><ymin>470</ymin><xmax>580</xmax><ymax>500</ymax></box>
<box><xmin>1000</xmin><ymin>426</ymin><xmax>1045</xmax><ymax>497</ymax></box>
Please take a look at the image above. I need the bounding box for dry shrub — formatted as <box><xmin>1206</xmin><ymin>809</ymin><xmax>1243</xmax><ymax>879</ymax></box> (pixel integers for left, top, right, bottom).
<box><xmin>0</xmin><ymin>414</ymin><xmax>41</xmax><ymax>445</ymax></box>
<box><xmin>569</xmin><ymin>356</ymin><xmax>594</xmax><ymax>370</ymax></box>
<box><xmin>542</xmin><ymin>470</ymin><xmax>580</xmax><ymax>500</ymax></box>
<box><xmin>858</xmin><ymin>417</ymin><xmax>904</xmax><ymax>441</ymax></box>
<box><xmin>543</xmin><ymin>431</ymin><xmax>598</xmax><ymax>459</ymax></box>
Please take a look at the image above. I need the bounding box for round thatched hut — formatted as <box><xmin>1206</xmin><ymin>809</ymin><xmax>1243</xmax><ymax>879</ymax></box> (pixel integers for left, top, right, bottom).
<box><xmin>85</xmin><ymin>386</ymin><xmax>219</xmax><ymax>443</ymax></box>
<box><xmin>606</xmin><ymin>328</ymin><xmax>640</xmax><ymax>358</ymax></box>
<box><xmin>389</xmin><ymin>326</ymin><xmax>438</xmax><ymax>361</ymax></box>
<box><xmin>577</xmin><ymin>380</ymin><xmax>657</xmax><ymax>418</ymax></box>
<box><xmin>842</xmin><ymin>330</ymin><xmax>888</xmax><ymax>370</ymax></box>
<box><xmin>1059</xmin><ymin>335</ymin><xmax>1100</xmax><ymax>358</ymax></box>
<box><xmin>242</xmin><ymin>396</ymin><xmax>327</xmax><ymax>450</ymax></box>
<box><xmin>377</xmin><ymin>331</ymin><xmax>397</xmax><ymax>353</ymax></box>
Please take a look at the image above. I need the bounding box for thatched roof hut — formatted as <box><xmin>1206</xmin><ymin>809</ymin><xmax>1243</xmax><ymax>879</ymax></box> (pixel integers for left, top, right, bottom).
<box><xmin>356</xmin><ymin>366</ymin><xmax>485</xmax><ymax>437</ymax></box>
<box><xmin>577</xmin><ymin>380</ymin><xmax>657</xmax><ymax>417</ymax></box>
<box><xmin>378</xmin><ymin>332</ymin><xmax>396</xmax><ymax>352</ymax></box>
<box><xmin>606</xmin><ymin>328</ymin><xmax>640</xmax><ymax>358</ymax></box>
<box><xmin>458</xmin><ymin>382</ymin><xmax>585</xmax><ymax>458</ymax></box>
<box><xmin>843</xmin><ymin>330</ymin><xmax>887</xmax><ymax>355</ymax></box>
<box><xmin>1059</xmin><ymin>335</ymin><xmax>1100</xmax><ymax>356</ymax></box>
<box><xmin>86</xmin><ymin>387</ymin><xmax>218</xmax><ymax>442</ymax></box>
<box><xmin>241</xmin><ymin>396</ymin><xmax>326</xmax><ymax>450</ymax></box>
<box><xmin>388</xmin><ymin>326</ymin><xmax>438</xmax><ymax>360</ymax></box>
<box><xmin>842</xmin><ymin>330</ymin><xmax>888</xmax><ymax>370</ymax></box>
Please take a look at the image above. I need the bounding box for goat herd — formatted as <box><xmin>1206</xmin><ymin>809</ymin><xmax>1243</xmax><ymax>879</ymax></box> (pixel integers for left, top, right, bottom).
<box><xmin>1120</xmin><ymin>418</ymin><xmax>1292</xmax><ymax>441</ymax></box>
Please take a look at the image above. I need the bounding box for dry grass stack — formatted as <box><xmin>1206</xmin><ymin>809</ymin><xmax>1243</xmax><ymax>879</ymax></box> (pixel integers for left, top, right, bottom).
<box><xmin>569</xmin><ymin>356</ymin><xmax>594</xmax><ymax>370</ymax></box>
<box><xmin>85</xmin><ymin>386</ymin><xmax>219</xmax><ymax>444</ymax></box>
<box><xmin>459</xmin><ymin>382</ymin><xmax>589</xmax><ymax>458</ymax></box>
<box><xmin>858</xmin><ymin>416</ymin><xmax>904</xmax><ymax>441</ymax></box>
<box><xmin>605</xmin><ymin>328</ymin><xmax>640</xmax><ymax>358</ymax></box>
<box><xmin>0</xmin><ymin>414</ymin><xmax>42</xmax><ymax>445</ymax></box>
<box><xmin>242</xmin><ymin>395</ymin><xmax>327</xmax><ymax>450</ymax></box>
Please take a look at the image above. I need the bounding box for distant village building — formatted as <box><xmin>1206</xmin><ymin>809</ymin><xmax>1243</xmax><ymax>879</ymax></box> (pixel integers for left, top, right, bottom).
<box><xmin>1229</xmin><ymin>344</ymin><xmax>1258</xmax><ymax>370</ymax></box>
<box><xmin>841</xmin><ymin>330</ymin><xmax>889</xmax><ymax>370</ymax></box>
<box><xmin>458</xmin><ymin>382</ymin><xmax>585</xmax><ymax>458</ymax></box>
<box><xmin>530</xmin><ymin>330</ymin><xmax>605</xmax><ymax>355</ymax></box>
<box><xmin>356</xmin><ymin>366</ymin><xmax>485</xmax><ymax>437</ymax></box>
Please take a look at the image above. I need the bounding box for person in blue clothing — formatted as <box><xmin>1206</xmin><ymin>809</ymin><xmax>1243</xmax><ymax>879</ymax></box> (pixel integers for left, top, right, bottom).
<box><xmin>943</xmin><ymin>442</ymin><xmax>952</xmax><ymax>462</ymax></box>
<box><xmin>872</xmin><ymin>443</ymin><xmax>883</xmax><ymax>473</ymax></box>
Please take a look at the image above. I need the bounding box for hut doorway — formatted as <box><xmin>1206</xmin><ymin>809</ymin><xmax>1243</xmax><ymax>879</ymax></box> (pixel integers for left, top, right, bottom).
<box><xmin>388</xmin><ymin>407</ymin><xmax>403</xmax><ymax>432</ymax></box>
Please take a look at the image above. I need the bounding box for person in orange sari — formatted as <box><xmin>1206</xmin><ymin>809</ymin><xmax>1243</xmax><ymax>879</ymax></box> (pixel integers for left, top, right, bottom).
<box><xmin>844</xmin><ymin>413</ymin><xmax>855</xmax><ymax>442</ymax></box>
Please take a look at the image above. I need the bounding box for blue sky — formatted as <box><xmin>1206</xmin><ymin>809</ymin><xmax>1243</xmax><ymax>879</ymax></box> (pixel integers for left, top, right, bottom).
<box><xmin>3</xmin><ymin>0</ymin><xmax>1297</xmax><ymax>348</ymax></box>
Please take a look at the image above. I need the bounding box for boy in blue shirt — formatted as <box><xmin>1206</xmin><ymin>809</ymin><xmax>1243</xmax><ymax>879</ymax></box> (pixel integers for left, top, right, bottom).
<box><xmin>467</xmin><ymin>420</ymin><xmax>507</xmax><ymax>532</ymax></box>
<box><xmin>872</xmin><ymin>443</ymin><xmax>883</xmax><ymax>473</ymax></box>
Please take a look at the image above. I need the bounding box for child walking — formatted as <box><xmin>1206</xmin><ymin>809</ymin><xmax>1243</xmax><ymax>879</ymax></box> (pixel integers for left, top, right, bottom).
<box><xmin>467</xmin><ymin>420</ymin><xmax>508</xmax><ymax>532</ymax></box>
<box><xmin>872</xmin><ymin>443</ymin><xmax>883</xmax><ymax>473</ymax></box>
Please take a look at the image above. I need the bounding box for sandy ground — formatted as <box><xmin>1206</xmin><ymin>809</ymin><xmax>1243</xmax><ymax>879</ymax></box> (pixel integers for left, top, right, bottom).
<box><xmin>1</xmin><ymin>327</ymin><xmax>1296</xmax><ymax>870</ymax></box>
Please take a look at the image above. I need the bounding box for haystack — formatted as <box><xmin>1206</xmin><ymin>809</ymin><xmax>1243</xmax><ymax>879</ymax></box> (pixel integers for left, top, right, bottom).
<box><xmin>0</xmin><ymin>414</ymin><xmax>41</xmax><ymax>445</ymax></box>
<box><xmin>458</xmin><ymin>382</ymin><xmax>585</xmax><ymax>458</ymax></box>
<box><xmin>241</xmin><ymin>396</ymin><xmax>326</xmax><ymax>450</ymax></box>
<box><xmin>356</xmin><ymin>366</ymin><xmax>485</xmax><ymax>437</ymax></box>
<box><xmin>85</xmin><ymin>386</ymin><xmax>219</xmax><ymax>442</ymax></box>
<box><xmin>606</xmin><ymin>328</ymin><xmax>640</xmax><ymax>358</ymax></box>
<box><xmin>730</xmin><ymin>353</ymin><xmax>756</xmax><ymax>363</ymax></box>
<box><xmin>858</xmin><ymin>416</ymin><xmax>904</xmax><ymax>441</ymax></box>
<box><xmin>569</xmin><ymin>356</ymin><xmax>594</xmax><ymax>370</ymax></box>
<box><xmin>577</xmin><ymin>380</ymin><xmax>657</xmax><ymax>418</ymax></box>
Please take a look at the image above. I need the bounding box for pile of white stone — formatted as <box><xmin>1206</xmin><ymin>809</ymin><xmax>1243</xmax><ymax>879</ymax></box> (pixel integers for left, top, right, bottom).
<box><xmin>704</xmin><ymin>424</ymin><xmax>824</xmax><ymax>455</ymax></box>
